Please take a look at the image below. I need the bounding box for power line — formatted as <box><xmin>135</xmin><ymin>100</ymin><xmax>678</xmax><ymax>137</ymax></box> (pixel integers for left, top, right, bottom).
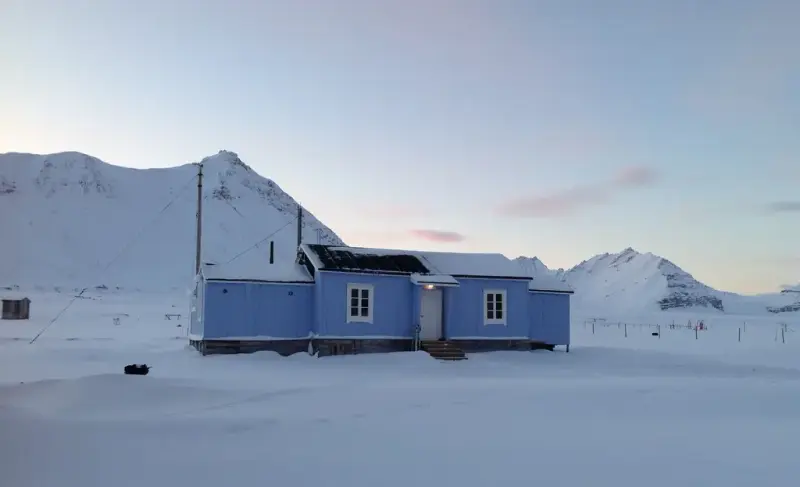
<box><xmin>29</xmin><ymin>174</ymin><xmax>198</xmax><ymax>345</ymax></box>
<box><xmin>29</xmin><ymin>288</ymin><xmax>87</xmax><ymax>344</ymax></box>
<box><xmin>103</xmin><ymin>175</ymin><xmax>197</xmax><ymax>272</ymax></box>
<box><xmin>222</xmin><ymin>216</ymin><xmax>298</xmax><ymax>265</ymax></box>
<box><xmin>220</xmin><ymin>196</ymin><xmax>245</xmax><ymax>219</ymax></box>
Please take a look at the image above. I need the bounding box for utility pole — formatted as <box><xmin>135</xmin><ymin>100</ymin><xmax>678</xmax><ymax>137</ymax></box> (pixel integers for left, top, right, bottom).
<box><xmin>296</xmin><ymin>202</ymin><xmax>303</xmax><ymax>249</ymax></box>
<box><xmin>194</xmin><ymin>162</ymin><xmax>204</xmax><ymax>275</ymax></box>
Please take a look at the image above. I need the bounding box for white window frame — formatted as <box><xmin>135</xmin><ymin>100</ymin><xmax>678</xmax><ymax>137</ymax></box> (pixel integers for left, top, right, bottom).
<box><xmin>346</xmin><ymin>283</ymin><xmax>374</xmax><ymax>323</ymax></box>
<box><xmin>484</xmin><ymin>289</ymin><xmax>507</xmax><ymax>325</ymax></box>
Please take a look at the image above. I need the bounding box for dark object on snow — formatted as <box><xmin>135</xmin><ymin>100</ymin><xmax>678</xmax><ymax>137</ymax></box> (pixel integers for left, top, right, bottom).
<box><xmin>2</xmin><ymin>298</ymin><xmax>31</xmax><ymax>320</ymax></box>
<box><xmin>651</xmin><ymin>332</ymin><xmax>659</xmax><ymax>337</ymax></box>
<box><xmin>124</xmin><ymin>364</ymin><xmax>151</xmax><ymax>375</ymax></box>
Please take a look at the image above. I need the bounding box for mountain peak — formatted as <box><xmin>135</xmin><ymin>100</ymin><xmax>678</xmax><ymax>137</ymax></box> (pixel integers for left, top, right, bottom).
<box><xmin>199</xmin><ymin>150</ymin><xmax>252</xmax><ymax>172</ymax></box>
<box><xmin>37</xmin><ymin>152</ymin><xmax>117</xmax><ymax>198</ymax></box>
<box><xmin>0</xmin><ymin>151</ymin><xmax>125</xmax><ymax>199</ymax></box>
<box><xmin>513</xmin><ymin>256</ymin><xmax>563</xmax><ymax>280</ymax></box>
<box><xmin>516</xmin><ymin>255</ymin><xmax>544</xmax><ymax>264</ymax></box>
<box><xmin>0</xmin><ymin>150</ymin><xmax>345</xmax><ymax>291</ymax></box>
<box><xmin>525</xmin><ymin>247</ymin><xmax>727</xmax><ymax>315</ymax></box>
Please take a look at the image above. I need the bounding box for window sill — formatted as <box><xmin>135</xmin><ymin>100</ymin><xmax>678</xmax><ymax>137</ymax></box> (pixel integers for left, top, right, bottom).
<box><xmin>484</xmin><ymin>321</ymin><xmax>507</xmax><ymax>326</ymax></box>
<box><xmin>347</xmin><ymin>318</ymin><xmax>374</xmax><ymax>324</ymax></box>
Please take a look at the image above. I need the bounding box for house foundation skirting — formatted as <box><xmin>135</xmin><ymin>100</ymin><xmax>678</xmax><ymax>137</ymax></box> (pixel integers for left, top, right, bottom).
<box><xmin>190</xmin><ymin>338</ymin><xmax>415</xmax><ymax>357</ymax></box>
<box><xmin>529</xmin><ymin>341</ymin><xmax>557</xmax><ymax>351</ymax></box>
<box><xmin>311</xmin><ymin>338</ymin><xmax>414</xmax><ymax>357</ymax></box>
<box><xmin>448</xmin><ymin>339</ymin><xmax>546</xmax><ymax>352</ymax></box>
<box><xmin>190</xmin><ymin>338</ymin><xmax>311</xmax><ymax>356</ymax></box>
<box><xmin>189</xmin><ymin>338</ymin><xmax>557</xmax><ymax>356</ymax></box>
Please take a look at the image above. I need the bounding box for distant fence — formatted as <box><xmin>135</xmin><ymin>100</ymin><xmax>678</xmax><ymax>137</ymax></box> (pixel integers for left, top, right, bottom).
<box><xmin>577</xmin><ymin>317</ymin><xmax>796</xmax><ymax>344</ymax></box>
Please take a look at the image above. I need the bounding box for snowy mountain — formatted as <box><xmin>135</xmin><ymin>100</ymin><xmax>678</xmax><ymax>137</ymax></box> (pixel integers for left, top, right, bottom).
<box><xmin>515</xmin><ymin>249</ymin><xmax>798</xmax><ymax>316</ymax></box>
<box><xmin>0</xmin><ymin>151</ymin><xmax>343</xmax><ymax>291</ymax></box>
<box><xmin>768</xmin><ymin>284</ymin><xmax>800</xmax><ymax>313</ymax></box>
<box><xmin>514</xmin><ymin>256</ymin><xmax>559</xmax><ymax>280</ymax></box>
<box><xmin>1</xmin><ymin>149</ymin><xmax>794</xmax><ymax>316</ymax></box>
<box><xmin>782</xmin><ymin>284</ymin><xmax>800</xmax><ymax>293</ymax></box>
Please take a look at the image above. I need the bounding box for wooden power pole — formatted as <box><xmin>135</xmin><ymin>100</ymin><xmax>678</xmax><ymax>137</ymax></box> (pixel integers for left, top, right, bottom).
<box><xmin>194</xmin><ymin>162</ymin><xmax>204</xmax><ymax>275</ymax></box>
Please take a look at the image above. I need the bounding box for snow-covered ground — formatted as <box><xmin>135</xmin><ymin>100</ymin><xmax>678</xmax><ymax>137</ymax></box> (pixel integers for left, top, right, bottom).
<box><xmin>2</xmin><ymin>291</ymin><xmax>800</xmax><ymax>487</ymax></box>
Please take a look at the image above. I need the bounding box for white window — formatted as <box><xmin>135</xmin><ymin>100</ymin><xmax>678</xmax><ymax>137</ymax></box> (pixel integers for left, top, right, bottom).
<box><xmin>484</xmin><ymin>290</ymin><xmax>506</xmax><ymax>325</ymax></box>
<box><xmin>347</xmin><ymin>284</ymin><xmax>374</xmax><ymax>323</ymax></box>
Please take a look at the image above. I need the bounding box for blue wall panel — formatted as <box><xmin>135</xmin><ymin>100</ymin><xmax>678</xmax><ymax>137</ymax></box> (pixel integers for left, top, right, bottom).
<box><xmin>445</xmin><ymin>278</ymin><xmax>530</xmax><ymax>339</ymax></box>
<box><xmin>316</xmin><ymin>271</ymin><xmax>413</xmax><ymax>338</ymax></box>
<box><xmin>203</xmin><ymin>281</ymin><xmax>313</xmax><ymax>339</ymax></box>
<box><xmin>529</xmin><ymin>292</ymin><xmax>570</xmax><ymax>345</ymax></box>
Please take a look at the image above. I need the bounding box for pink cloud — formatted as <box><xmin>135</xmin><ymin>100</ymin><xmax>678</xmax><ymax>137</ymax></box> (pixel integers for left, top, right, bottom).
<box><xmin>613</xmin><ymin>166</ymin><xmax>658</xmax><ymax>187</ymax></box>
<box><xmin>340</xmin><ymin>229</ymin><xmax>411</xmax><ymax>244</ymax></box>
<box><xmin>497</xmin><ymin>165</ymin><xmax>659</xmax><ymax>218</ymax></box>
<box><xmin>409</xmin><ymin>229</ymin><xmax>467</xmax><ymax>243</ymax></box>
<box><xmin>499</xmin><ymin>186</ymin><xmax>609</xmax><ymax>218</ymax></box>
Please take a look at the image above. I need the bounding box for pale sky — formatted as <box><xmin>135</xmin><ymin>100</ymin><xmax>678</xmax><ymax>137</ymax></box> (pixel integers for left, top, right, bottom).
<box><xmin>1</xmin><ymin>0</ymin><xmax>798</xmax><ymax>294</ymax></box>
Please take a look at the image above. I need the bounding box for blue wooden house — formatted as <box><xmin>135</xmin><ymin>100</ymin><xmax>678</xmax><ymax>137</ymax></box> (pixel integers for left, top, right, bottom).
<box><xmin>189</xmin><ymin>243</ymin><xmax>573</xmax><ymax>358</ymax></box>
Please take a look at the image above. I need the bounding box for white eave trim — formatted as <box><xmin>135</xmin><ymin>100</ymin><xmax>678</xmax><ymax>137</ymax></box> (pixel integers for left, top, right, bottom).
<box><xmin>528</xmin><ymin>289</ymin><xmax>574</xmax><ymax>295</ymax></box>
<box><xmin>205</xmin><ymin>279</ymin><xmax>314</xmax><ymax>285</ymax></box>
<box><xmin>410</xmin><ymin>273</ymin><xmax>459</xmax><ymax>287</ymax></box>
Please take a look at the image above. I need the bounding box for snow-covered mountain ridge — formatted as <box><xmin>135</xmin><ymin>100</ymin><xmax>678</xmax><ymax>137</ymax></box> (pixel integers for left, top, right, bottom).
<box><xmin>1</xmin><ymin>150</ymin><xmax>794</xmax><ymax>317</ymax></box>
<box><xmin>515</xmin><ymin>249</ymin><xmax>799</xmax><ymax>316</ymax></box>
<box><xmin>0</xmin><ymin>150</ymin><xmax>343</xmax><ymax>291</ymax></box>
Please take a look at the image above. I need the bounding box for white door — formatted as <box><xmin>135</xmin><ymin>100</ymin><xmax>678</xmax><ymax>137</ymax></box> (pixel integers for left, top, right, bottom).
<box><xmin>419</xmin><ymin>288</ymin><xmax>443</xmax><ymax>340</ymax></box>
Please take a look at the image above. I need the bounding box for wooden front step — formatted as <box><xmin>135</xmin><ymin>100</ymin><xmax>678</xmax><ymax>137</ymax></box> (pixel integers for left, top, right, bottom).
<box><xmin>420</xmin><ymin>340</ymin><xmax>467</xmax><ymax>361</ymax></box>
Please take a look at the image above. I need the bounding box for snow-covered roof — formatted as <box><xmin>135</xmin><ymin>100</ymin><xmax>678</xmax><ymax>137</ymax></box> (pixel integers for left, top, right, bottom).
<box><xmin>202</xmin><ymin>258</ymin><xmax>313</xmax><ymax>283</ymax></box>
<box><xmin>528</xmin><ymin>274</ymin><xmax>574</xmax><ymax>294</ymax></box>
<box><xmin>410</xmin><ymin>273</ymin><xmax>460</xmax><ymax>287</ymax></box>
<box><xmin>420</xmin><ymin>251</ymin><xmax>531</xmax><ymax>279</ymax></box>
<box><xmin>301</xmin><ymin>244</ymin><xmax>532</xmax><ymax>280</ymax></box>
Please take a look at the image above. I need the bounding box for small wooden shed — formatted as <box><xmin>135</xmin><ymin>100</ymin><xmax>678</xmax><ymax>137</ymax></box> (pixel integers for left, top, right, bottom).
<box><xmin>1</xmin><ymin>298</ymin><xmax>31</xmax><ymax>320</ymax></box>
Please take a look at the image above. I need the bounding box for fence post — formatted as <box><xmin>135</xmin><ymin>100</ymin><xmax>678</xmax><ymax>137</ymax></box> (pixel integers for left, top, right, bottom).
<box><xmin>658</xmin><ymin>324</ymin><xmax>661</xmax><ymax>338</ymax></box>
<box><xmin>695</xmin><ymin>326</ymin><xmax>698</xmax><ymax>340</ymax></box>
<box><xmin>738</xmin><ymin>328</ymin><xmax>741</xmax><ymax>343</ymax></box>
<box><xmin>624</xmin><ymin>323</ymin><xmax>627</xmax><ymax>338</ymax></box>
<box><xmin>782</xmin><ymin>328</ymin><xmax>785</xmax><ymax>344</ymax></box>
